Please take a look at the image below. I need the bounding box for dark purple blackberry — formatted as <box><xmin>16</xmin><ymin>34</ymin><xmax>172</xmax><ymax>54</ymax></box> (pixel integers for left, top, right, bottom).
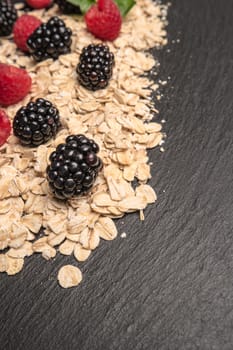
<box><xmin>47</xmin><ymin>134</ymin><xmax>103</xmax><ymax>199</ymax></box>
<box><xmin>27</xmin><ymin>16</ymin><xmax>72</xmax><ymax>62</ymax></box>
<box><xmin>76</xmin><ymin>44</ymin><xmax>115</xmax><ymax>91</ymax></box>
<box><xmin>55</xmin><ymin>0</ymin><xmax>81</xmax><ymax>14</ymax></box>
<box><xmin>13</xmin><ymin>98</ymin><xmax>61</xmax><ymax>147</ymax></box>
<box><xmin>0</xmin><ymin>0</ymin><xmax>17</xmax><ymax>36</ymax></box>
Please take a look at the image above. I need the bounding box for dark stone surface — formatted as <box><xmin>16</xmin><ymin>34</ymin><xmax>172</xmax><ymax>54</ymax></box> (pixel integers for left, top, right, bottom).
<box><xmin>1</xmin><ymin>0</ymin><xmax>233</xmax><ymax>349</ymax></box>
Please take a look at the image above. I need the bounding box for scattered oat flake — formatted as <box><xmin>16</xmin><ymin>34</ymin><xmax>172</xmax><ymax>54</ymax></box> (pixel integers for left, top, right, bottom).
<box><xmin>74</xmin><ymin>243</ymin><xmax>91</xmax><ymax>262</ymax></box>
<box><xmin>58</xmin><ymin>265</ymin><xmax>82</xmax><ymax>288</ymax></box>
<box><xmin>6</xmin><ymin>256</ymin><xmax>24</xmax><ymax>276</ymax></box>
<box><xmin>59</xmin><ymin>240</ymin><xmax>76</xmax><ymax>256</ymax></box>
<box><xmin>0</xmin><ymin>254</ymin><xmax>8</xmax><ymax>272</ymax></box>
<box><xmin>0</xmin><ymin>0</ymin><xmax>168</xmax><ymax>287</ymax></box>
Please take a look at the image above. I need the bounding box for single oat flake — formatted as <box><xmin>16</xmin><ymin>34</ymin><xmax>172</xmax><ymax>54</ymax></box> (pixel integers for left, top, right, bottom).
<box><xmin>58</xmin><ymin>265</ymin><xmax>83</xmax><ymax>288</ymax></box>
<box><xmin>0</xmin><ymin>0</ymin><xmax>168</xmax><ymax>287</ymax></box>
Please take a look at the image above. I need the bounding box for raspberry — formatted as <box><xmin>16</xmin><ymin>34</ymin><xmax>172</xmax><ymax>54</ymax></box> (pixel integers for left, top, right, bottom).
<box><xmin>0</xmin><ymin>0</ymin><xmax>18</xmax><ymax>37</ymax></box>
<box><xmin>13</xmin><ymin>98</ymin><xmax>61</xmax><ymax>147</ymax></box>
<box><xmin>76</xmin><ymin>44</ymin><xmax>115</xmax><ymax>91</ymax></box>
<box><xmin>26</xmin><ymin>0</ymin><xmax>52</xmax><ymax>9</ymax></box>
<box><xmin>47</xmin><ymin>134</ymin><xmax>103</xmax><ymax>199</ymax></box>
<box><xmin>13</xmin><ymin>14</ymin><xmax>42</xmax><ymax>52</ymax></box>
<box><xmin>0</xmin><ymin>64</ymin><xmax>32</xmax><ymax>107</ymax></box>
<box><xmin>0</xmin><ymin>110</ymin><xmax>11</xmax><ymax>146</ymax></box>
<box><xmin>85</xmin><ymin>0</ymin><xmax>122</xmax><ymax>41</ymax></box>
<box><xmin>27</xmin><ymin>16</ymin><xmax>72</xmax><ymax>62</ymax></box>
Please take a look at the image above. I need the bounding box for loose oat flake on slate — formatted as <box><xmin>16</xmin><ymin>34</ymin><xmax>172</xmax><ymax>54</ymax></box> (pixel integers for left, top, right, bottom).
<box><xmin>0</xmin><ymin>0</ymin><xmax>168</xmax><ymax>288</ymax></box>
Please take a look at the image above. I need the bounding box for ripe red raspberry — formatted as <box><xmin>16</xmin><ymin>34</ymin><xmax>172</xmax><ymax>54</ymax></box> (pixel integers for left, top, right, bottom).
<box><xmin>26</xmin><ymin>0</ymin><xmax>52</xmax><ymax>9</ymax></box>
<box><xmin>85</xmin><ymin>0</ymin><xmax>122</xmax><ymax>41</ymax></box>
<box><xmin>0</xmin><ymin>64</ymin><xmax>32</xmax><ymax>107</ymax></box>
<box><xmin>13</xmin><ymin>14</ymin><xmax>42</xmax><ymax>52</ymax></box>
<box><xmin>0</xmin><ymin>110</ymin><xmax>11</xmax><ymax>146</ymax></box>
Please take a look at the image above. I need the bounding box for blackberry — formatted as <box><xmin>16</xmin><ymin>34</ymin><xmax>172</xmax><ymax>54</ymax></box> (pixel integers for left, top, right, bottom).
<box><xmin>27</xmin><ymin>16</ymin><xmax>72</xmax><ymax>62</ymax></box>
<box><xmin>76</xmin><ymin>44</ymin><xmax>115</xmax><ymax>91</ymax></box>
<box><xmin>47</xmin><ymin>134</ymin><xmax>103</xmax><ymax>199</ymax></box>
<box><xmin>55</xmin><ymin>0</ymin><xmax>81</xmax><ymax>15</ymax></box>
<box><xmin>13</xmin><ymin>98</ymin><xmax>61</xmax><ymax>147</ymax></box>
<box><xmin>0</xmin><ymin>0</ymin><xmax>17</xmax><ymax>37</ymax></box>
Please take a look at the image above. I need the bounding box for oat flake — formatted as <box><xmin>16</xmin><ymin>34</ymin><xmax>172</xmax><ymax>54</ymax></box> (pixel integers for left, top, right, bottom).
<box><xmin>0</xmin><ymin>0</ymin><xmax>168</xmax><ymax>287</ymax></box>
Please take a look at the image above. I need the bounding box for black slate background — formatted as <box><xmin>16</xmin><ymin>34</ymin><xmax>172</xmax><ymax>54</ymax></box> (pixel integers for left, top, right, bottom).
<box><xmin>1</xmin><ymin>0</ymin><xmax>233</xmax><ymax>349</ymax></box>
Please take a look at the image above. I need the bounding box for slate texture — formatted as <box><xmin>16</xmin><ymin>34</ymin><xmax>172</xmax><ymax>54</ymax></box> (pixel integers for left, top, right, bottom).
<box><xmin>1</xmin><ymin>0</ymin><xmax>233</xmax><ymax>349</ymax></box>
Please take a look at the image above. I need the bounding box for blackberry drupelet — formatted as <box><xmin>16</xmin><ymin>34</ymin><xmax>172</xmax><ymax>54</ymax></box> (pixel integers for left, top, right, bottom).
<box><xmin>0</xmin><ymin>0</ymin><xmax>17</xmax><ymax>36</ymax></box>
<box><xmin>76</xmin><ymin>44</ymin><xmax>114</xmax><ymax>91</ymax></box>
<box><xmin>55</xmin><ymin>0</ymin><xmax>81</xmax><ymax>14</ymax></box>
<box><xmin>13</xmin><ymin>98</ymin><xmax>61</xmax><ymax>146</ymax></box>
<box><xmin>47</xmin><ymin>134</ymin><xmax>103</xmax><ymax>199</ymax></box>
<box><xmin>27</xmin><ymin>16</ymin><xmax>72</xmax><ymax>62</ymax></box>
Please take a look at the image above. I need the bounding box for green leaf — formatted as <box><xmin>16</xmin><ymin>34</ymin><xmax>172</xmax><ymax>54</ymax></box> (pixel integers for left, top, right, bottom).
<box><xmin>66</xmin><ymin>0</ymin><xmax>95</xmax><ymax>14</ymax></box>
<box><xmin>114</xmin><ymin>0</ymin><xmax>136</xmax><ymax>17</ymax></box>
<box><xmin>66</xmin><ymin>0</ymin><xmax>136</xmax><ymax>16</ymax></box>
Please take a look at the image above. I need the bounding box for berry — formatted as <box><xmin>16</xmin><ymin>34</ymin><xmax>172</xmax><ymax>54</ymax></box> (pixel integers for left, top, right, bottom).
<box><xmin>0</xmin><ymin>63</ymin><xmax>32</xmax><ymax>107</ymax></box>
<box><xmin>13</xmin><ymin>14</ymin><xmax>42</xmax><ymax>52</ymax></box>
<box><xmin>55</xmin><ymin>0</ymin><xmax>81</xmax><ymax>14</ymax></box>
<box><xmin>27</xmin><ymin>16</ymin><xmax>72</xmax><ymax>62</ymax></box>
<box><xmin>0</xmin><ymin>110</ymin><xmax>11</xmax><ymax>146</ymax></box>
<box><xmin>85</xmin><ymin>0</ymin><xmax>122</xmax><ymax>41</ymax></box>
<box><xmin>76</xmin><ymin>44</ymin><xmax>114</xmax><ymax>91</ymax></box>
<box><xmin>47</xmin><ymin>134</ymin><xmax>103</xmax><ymax>199</ymax></box>
<box><xmin>13</xmin><ymin>98</ymin><xmax>61</xmax><ymax>146</ymax></box>
<box><xmin>26</xmin><ymin>0</ymin><xmax>52</xmax><ymax>9</ymax></box>
<box><xmin>0</xmin><ymin>0</ymin><xmax>18</xmax><ymax>37</ymax></box>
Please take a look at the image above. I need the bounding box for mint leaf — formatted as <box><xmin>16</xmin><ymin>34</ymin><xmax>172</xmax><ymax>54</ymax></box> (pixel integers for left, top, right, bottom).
<box><xmin>66</xmin><ymin>0</ymin><xmax>95</xmax><ymax>14</ymax></box>
<box><xmin>114</xmin><ymin>0</ymin><xmax>136</xmax><ymax>16</ymax></box>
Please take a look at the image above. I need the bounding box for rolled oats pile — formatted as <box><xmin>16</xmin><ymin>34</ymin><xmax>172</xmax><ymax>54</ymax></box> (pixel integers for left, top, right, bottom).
<box><xmin>0</xmin><ymin>0</ymin><xmax>168</xmax><ymax>287</ymax></box>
